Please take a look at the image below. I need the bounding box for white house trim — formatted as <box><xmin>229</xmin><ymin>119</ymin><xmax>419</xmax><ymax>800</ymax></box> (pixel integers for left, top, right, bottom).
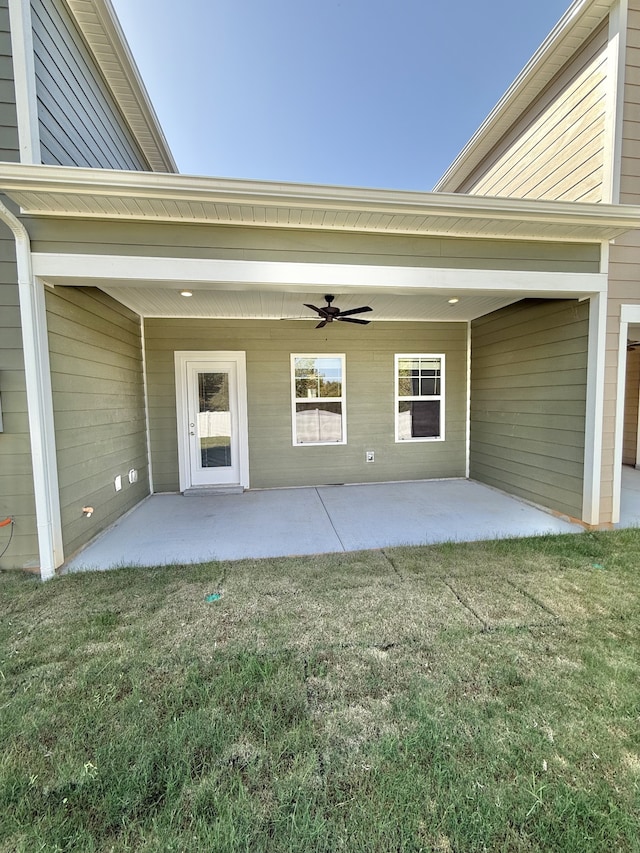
<box><xmin>603</xmin><ymin>0</ymin><xmax>628</xmax><ymax>203</ymax></box>
<box><xmin>582</xmin><ymin>292</ymin><xmax>607</xmax><ymax>524</ymax></box>
<box><xmin>30</xmin><ymin>253</ymin><xmax>609</xmax><ymax>297</ymax></box>
<box><xmin>0</xmin><ymin>201</ymin><xmax>62</xmax><ymax>579</ymax></box>
<box><xmin>7</xmin><ymin>0</ymin><xmax>40</xmax><ymax>164</ymax></box>
<box><xmin>612</xmin><ymin>304</ymin><xmax>640</xmax><ymax>521</ymax></box>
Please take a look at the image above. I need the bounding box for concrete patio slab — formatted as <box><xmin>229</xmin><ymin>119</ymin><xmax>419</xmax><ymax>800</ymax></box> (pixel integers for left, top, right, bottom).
<box><xmin>63</xmin><ymin>478</ymin><xmax>583</xmax><ymax>573</ymax></box>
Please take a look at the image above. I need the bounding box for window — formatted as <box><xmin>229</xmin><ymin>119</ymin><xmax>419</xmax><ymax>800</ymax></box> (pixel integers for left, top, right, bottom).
<box><xmin>291</xmin><ymin>355</ymin><xmax>346</xmax><ymax>445</ymax></box>
<box><xmin>395</xmin><ymin>354</ymin><xmax>444</xmax><ymax>441</ymax></box>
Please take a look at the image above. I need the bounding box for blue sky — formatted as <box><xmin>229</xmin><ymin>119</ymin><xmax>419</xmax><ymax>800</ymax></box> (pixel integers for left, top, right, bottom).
<box><xmin>110</xmin><ymin>0</ymin><xmax>572</xmax><ymax>191</ymax></box>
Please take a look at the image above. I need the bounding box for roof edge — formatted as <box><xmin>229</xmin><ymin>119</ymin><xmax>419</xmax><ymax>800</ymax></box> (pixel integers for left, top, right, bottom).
<box><xmin>434</xmin><ymin>0</ymin><xmax>614</xmax><ymax>192</ymax></box>
<box><xmin>3</xmin><ymin>162</ymin><xmax>640</xmax><ymax>234</ymax></box>
<box><xmin>64</xmin><ymin>0</ymin><xmax>178</xmax><ymax>173</ymax></box>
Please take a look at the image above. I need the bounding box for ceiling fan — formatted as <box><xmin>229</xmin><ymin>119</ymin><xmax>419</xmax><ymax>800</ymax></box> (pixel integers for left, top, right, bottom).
<box><xmin>303</xmin><ymin>294</ymin><xmax>372</xmax><ymax>329</ymax></box>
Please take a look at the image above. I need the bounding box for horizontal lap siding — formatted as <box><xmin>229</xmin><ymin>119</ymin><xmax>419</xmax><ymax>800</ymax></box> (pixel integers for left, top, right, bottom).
<box><xmin>0</xmin><ymin>1</ymin><xmax>39</xmax><ymax>570</ymax></box>
<box><xmin>31</xmin><ymin>0</ymin><xmax>148</xmax><ymax>169</ymax></box>
<box><xmin>460</xmin><ymin>23</ymin><xmax>608</xmax><ymax>202</ymax></box>
<box><xmin>144</xmin><ymin>320</ymin><xmax>467</xmax><ymax>491</ymax></box>
<box><xmin>28</xmin><ymin>218</ymin><xmax>601</xmax><ymax>273</ymax></box>
<box><xmin>470</xmin><ymin>299</ymin><xmax>588</xmax><ymax>518</ymax></box>
<box><xmin>601</xmin><ymin>0</ymin><xmax>640</xmax><ymax>520</ymax></box>
<box><xmin>46</xmin><ymin>287</ymin><xmax>148</xmax><ymax>558</ymax></box>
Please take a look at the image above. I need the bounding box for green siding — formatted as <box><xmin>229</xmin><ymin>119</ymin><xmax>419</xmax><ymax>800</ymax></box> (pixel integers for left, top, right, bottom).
<box><xmin>0</xmin><ymin>1</ymin><xmax>39</xmax><ymax>570</ymax></box>
<box><xmin>470</xmin><ymin>299</ymin><xmax>588</xmax><ymax>518</ymax></box>
<box><xmin>46</xmin><ymin>286</ymin><xmax>149</xmax><ymax>558</ymax></box>
<box><xmin>145</xmin><ymin>320</ymin><xmax>468</xmax><ymax>490</ymax></box>
<box><xmin>31</xmin><ymin>0</ymin><xmax>149</xmax><ymax>169</ymax></box>
<box><xmin>27</xmin><ymin>218</ymin><xmax>602</xmax><ymax>273</ymax></box>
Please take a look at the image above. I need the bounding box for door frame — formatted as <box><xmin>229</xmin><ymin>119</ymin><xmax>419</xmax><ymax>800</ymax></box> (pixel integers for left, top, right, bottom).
<box><xmin>174</xmin><ymin>351</ymin><xmax>249</xmax><ymax>491</ymax></box>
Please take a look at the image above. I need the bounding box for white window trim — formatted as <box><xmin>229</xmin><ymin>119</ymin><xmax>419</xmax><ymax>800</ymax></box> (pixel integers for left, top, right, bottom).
<box><xmin>395</xmin><ymin>353</ymin><xmax>445</xmax><ymax>443</ymax></box>
<box><xmin>291</xmin><ymin>354</ymin><xmax>347</xmax><ymax>446</ymax></box>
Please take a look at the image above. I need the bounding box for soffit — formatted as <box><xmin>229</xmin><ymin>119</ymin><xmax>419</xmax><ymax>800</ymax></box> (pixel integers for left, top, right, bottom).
<box><xmin>435</xmin><ymin>0</ymin><xmax>614</xmax><ymax>192</ymax></box>
<box><xmin>89</xmin><ymin>285</ymin><xmax>576</xmax><ymax>323</ymax></box>
<box><xmin>3</xmin><ymin>163</ymin><xmax>640</xmax><ymax>242</ymax></box>
<box><xmin>63</xmin><ymin>0</ymin><xmax>177</xmax><ymax>173</ymax></box>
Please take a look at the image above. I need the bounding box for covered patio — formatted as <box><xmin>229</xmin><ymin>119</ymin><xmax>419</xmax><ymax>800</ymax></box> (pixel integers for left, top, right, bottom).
<box><xmin>62</xmin><ymin>478</ymin><xmax>585</xmax><ymax>571</ymax></box>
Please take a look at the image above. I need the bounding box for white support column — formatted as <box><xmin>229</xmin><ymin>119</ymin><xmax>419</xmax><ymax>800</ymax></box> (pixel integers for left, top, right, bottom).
<box><xmin>465</xmin><ymin>320</ymin><xmax>471</xmax><ymax>479</ymax></box>
<box><xmin>582</xmin><ymin>291</ymin><xmax>607</xmax><ymax>525</ymax></box>
<box><xmin>0</xmin><ymin>201</ymin><xmax>63</xmax><ymax>579</ymax></box>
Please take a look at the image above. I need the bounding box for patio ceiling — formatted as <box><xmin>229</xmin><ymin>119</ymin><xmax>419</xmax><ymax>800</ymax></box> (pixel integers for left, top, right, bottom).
<box><xmin>5</xmin><ymin>162</ymin><xmax>637</xmax><ymax>321</ymax></box>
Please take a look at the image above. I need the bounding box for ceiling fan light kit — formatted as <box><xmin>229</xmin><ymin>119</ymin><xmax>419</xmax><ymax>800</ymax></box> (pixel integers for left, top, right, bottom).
<box><xmin>303</xmin><ymin>294</ymin><xmax>372</xmax><ymax>329</ymax></box>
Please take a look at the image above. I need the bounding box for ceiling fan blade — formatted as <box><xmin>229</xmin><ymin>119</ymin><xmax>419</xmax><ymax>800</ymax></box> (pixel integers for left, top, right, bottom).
<box><xmin>337</xmin><ymin>316</ymin><xmax>370</xmax><ymax>325</ymax></box>
<box><xmin>337</xmin><ymin>306</ymin><xmax>373</xmax><ymax>317</ymax></box>
<box><xmin>316</xmin><ymin>320</ymin><xmax>328</xmax><ymax>329</ymax></box>
<box><xmin>304</xmin><ymin>303</ymin><xmax>332</xmax><ymax>319</ymax></box>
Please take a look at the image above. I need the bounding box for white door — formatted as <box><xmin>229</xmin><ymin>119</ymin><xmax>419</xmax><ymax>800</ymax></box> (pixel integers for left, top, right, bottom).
<box><xmin>176</xmin><ymin>352</ymin><xmax>249</xmax><ymax>490</ymax></box>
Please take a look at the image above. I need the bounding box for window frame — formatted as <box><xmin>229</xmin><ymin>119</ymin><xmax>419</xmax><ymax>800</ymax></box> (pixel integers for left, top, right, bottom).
<box><xmin>291</xmin><ymin>353</ymin><xmax>347</xmax><ymax>446</ymax></box>
<box><xmin>394</xmin><ymin>353</ymin><xmax>445</xmax><ymax>443</ymax></box>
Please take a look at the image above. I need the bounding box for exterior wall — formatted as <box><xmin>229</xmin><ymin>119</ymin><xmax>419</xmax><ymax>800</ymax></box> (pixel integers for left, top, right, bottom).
<box><xmin>470</xmin><ymin>299</ymin><xmax>589</xmax><ymax>519</ymax></box>
<box><xmin>0</xmin><ymin>0</ymin><xmax>38</xmax><ymax>571</ymax></box>
<box><xmin>601</xmin><ymin>0</ymin><xmax>640</xmax><ymax>519</ymax></box>
<box><xmin>45</xmin><ymin>286</ymin><xmax>149</xmax><ymax>558</ymax></box>
<box><xmin>27</xmin><ymin>217</ymin><xmax>602</xmax><ymax>273</ymax></box>
<box><xmin>31</xmin><ymin>0</ymin><xmax>149</xmax><ymax>169</ymax></box>
<box><xmin>458</xmin><ymin>22</ymin><xmax>608</xmax><ymax>202</ymax></box>
<box><xmin>144</xmin><ymin>319</ymin><xmax>468</xmax><ymax>491</ymax></box>
<box><xmin>623</xmin><ymin>347</ymin><xmax>640</xmax><ymax>465</ymax></box>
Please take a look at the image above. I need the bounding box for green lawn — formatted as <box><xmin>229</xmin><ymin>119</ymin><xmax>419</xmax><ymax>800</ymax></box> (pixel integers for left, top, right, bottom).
<box><xmin>1</xmin><ymin>530</ymin><xmax>639</xmax><ymax>852</ymax></box>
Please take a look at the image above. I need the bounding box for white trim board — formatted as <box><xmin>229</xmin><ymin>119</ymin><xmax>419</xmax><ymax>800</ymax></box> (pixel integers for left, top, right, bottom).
<box><xmin>8</xmin><ymin>0</ymin><xmax>40</xmax><ymax>163</ymax></box>
<box><xmin>582</xmin><ymin>292</ymin><xmax>607</xmax><ymax>524</ymax></box>
<box><xmin>31</xmin><ymin>253</ymin><xmax>609</xmax><ymax>296</ymax></box>
<box><xmin>612</xmin><ymin>304</ymin><xmax>640</xmax><ymax>521</ymax></box>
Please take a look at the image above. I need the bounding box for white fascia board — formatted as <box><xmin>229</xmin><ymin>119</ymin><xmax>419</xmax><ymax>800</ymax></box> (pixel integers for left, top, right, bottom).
<box><xmin>31</xmin><ymin>253</ymin><xmax>609</xmax><ymax>295</ymax></box>
<box><xmin>3</xmin><ymin>163</ymin><xmax>640</xmax><ymax>235</ymax></box>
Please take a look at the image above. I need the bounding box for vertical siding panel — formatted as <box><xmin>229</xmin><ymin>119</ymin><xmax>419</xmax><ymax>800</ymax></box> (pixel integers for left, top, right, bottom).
<box><xmin>46</xmin><ymin>287</ymin><xmax>149</xmax><ymax>557</ymax></box>
<box><xmin>470</xmin><ymin>299</ymin><xmax>588</xmax><ymax>518</ymax></box>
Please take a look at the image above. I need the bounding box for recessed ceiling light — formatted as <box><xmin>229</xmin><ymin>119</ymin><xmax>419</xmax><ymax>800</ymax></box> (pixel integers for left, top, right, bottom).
<box><xmin>180</xmin><ymin>290</ymin><xmax>193</xmax><ymax>297</ymax></box>
<box><xmin>448</xmin><ymin>297</ymin><xmax>459</xmax><ymax>304</ymax></box>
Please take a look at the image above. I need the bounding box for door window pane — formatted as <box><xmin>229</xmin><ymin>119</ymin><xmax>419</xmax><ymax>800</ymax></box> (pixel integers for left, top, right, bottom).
<box><xmin>198</xmin><ymin>372</ymin><xmax>231</xmax><ymax>468</ymax></box>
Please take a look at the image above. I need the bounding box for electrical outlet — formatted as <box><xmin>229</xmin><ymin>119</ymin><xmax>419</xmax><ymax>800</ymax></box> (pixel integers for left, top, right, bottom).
<box><xmin>114</xmin><ymin>474</ymin><xmax>122</xmax><ymax>492</ymax></box>
<box><xmin>365</xmin><ymin>450</ymin><xmax>375</xmax><ymax>463</ymax></box>
<box><xmin>128</xmin><ymin>468</ymin><xmax>138</xmax><ymax>484</ymax></box>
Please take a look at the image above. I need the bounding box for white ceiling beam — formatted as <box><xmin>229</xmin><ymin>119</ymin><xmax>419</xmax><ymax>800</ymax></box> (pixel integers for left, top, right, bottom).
<box><xmin>32</xmin><ymin>252</ymin><xmax>607</xmax><ymax>295</ymax></box>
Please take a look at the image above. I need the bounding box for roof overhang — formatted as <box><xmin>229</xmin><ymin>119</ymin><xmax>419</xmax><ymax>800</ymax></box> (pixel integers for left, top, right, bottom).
<box><xmin>2</xmin><ymin>162</ymin><xmax>640</xmax><ymax>243</ymax></box>
<box><xmin>434</xmin><ymin>0</ymin><xmax>614</xmax><ymax>192</ymax></box>
<box><xmin>63</xmin><ymin>0</ymin><xmax>177</xmax><ymax>173</ymax></box>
